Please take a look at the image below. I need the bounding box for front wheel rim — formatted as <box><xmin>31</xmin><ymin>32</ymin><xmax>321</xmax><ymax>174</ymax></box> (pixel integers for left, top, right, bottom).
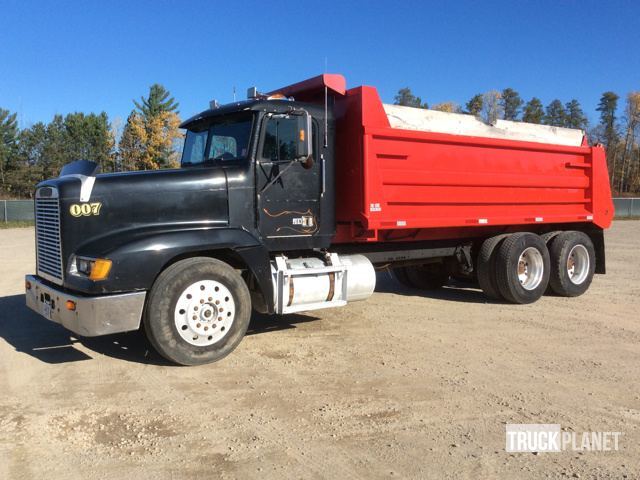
<box><xmin>517</xmin><ymin>247</ymin><xmax>544</xmax><ymax>291</ymax></box>
<box><xmin>567</xmin><ymin>244</ymin><xmax>590</xmax><ymax>285</ymax></box>
<box><xmin>174</xmin><ymin>280</ymin><xmax>236</xmax><ymax>346</ymax></box>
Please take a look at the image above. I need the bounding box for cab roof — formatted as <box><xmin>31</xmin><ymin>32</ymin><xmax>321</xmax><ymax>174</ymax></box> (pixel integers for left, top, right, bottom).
<box><xmin>179</xmin><ymin>99</ymin><xmax>315</xmax><ymax>130</ymax></box>
<box><xmin>180</xmin><ymin>74</ymin><xmax>346</xmax><ymax>129</ymax></box>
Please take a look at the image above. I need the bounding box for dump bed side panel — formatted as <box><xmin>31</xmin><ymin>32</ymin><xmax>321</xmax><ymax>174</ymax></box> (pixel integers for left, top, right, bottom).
<box><xmin>364</xmin><ymin>129</ymin><xmax>596</xmax><ymax>229</ymax></box>
<box><xmin>333</xmin><ymin>87</ymin><xmax>613</xmax><ymax>243</ymax></box>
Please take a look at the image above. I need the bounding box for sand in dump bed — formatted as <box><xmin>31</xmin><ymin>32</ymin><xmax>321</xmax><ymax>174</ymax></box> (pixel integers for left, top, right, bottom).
<box><xmin>384</xmin><ymin>103</ymin><xmax>585</xmax><ymax>146</ymax></box>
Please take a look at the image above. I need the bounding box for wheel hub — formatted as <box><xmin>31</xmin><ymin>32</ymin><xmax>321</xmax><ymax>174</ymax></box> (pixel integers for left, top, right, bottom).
<box><xmin>517</xmin><ymin>247</ymin><xmax>544</xmax><ymax>291</ymax></box>
<box><xmin>566</xmin><ymin>244</ymin><xmax>589</xmax><ymax>285</ymax></box>
<box><xmin>174</xmin><ymin>280</ymin><xmax>235</xmax><ymax>346</ymax></box>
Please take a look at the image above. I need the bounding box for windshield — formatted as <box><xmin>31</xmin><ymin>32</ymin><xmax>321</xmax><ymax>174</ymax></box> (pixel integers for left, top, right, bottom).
<box><xmin>182</xmin><ymin>114</ymin><xmax>253</xmax><ymax>166</ymax></box>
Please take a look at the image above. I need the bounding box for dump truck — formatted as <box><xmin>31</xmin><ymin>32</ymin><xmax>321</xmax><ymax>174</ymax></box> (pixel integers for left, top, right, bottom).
<box><xmin>25</xmin><ymin>74</ymin><xmax>614</xmax><ymax>365</ymax></box>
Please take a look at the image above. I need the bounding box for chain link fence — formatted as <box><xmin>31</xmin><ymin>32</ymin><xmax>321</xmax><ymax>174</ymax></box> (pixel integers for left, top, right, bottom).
<box><xmin>0</xmin><ymin>200</ymin><xmax>35</xmax><ymax>223</ymax></box>
<box><xmin>613</xmin><ymin>198</ymin><xmax>640</xmax><ymax>218</ymax></box>
<box><xmin>1</xmin><ymin>198</ymin><xmax>639</xmax><ymax>224</ymax></box>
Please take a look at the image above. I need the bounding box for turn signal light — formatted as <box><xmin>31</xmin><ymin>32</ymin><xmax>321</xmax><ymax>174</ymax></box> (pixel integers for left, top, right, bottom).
<box><xmin>66</xmin><ymin>300</ymin><xmax>76</xmax><ymax>311</ymax></box>
<box><xmin>25</xmin><ymin>280</ymin><xmax>32</xmax><ymax>290</ymax></box>
<box><xmin>89</xmin><ymin>259</ymin><xmax>112</xmax><ymax>281</ymax></box>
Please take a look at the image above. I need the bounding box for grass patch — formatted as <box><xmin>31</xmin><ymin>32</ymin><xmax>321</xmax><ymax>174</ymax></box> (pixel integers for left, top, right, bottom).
<box><xmin>0</xmin><ymin>220</ymin><xmax>34</xmax><ymax>229</ymax></box>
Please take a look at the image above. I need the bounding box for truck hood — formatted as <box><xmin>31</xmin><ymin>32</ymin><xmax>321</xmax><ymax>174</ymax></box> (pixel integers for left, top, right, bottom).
<box><xmin>37</xmin><ymin>167</ymin><xmax>229</xmax><ymax>263</ymax></box>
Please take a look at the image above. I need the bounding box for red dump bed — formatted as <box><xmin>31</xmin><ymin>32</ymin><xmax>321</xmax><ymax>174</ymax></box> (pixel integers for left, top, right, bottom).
<box><xmin>273</xmin><ymin>75</ymin><xmax>614</xmax><ymax>244</ymax></box>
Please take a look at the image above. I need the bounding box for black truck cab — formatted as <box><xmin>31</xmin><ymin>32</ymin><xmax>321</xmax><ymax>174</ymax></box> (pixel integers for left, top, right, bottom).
<box><xmin>180</xmin><ymin>99</ymin><xmax>336</xmax><ymax>252</ymax></box>
<box><xmin>25</xmin><ymin>96</ymin><xmax>373</xmax><ymax>366</ymax></box>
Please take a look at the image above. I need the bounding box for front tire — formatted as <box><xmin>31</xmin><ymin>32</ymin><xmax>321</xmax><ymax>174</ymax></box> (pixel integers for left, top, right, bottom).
<box><xmin>548</xmin><ymin>231</ymin><xmax>595</xmax><ymax>297</ymax></box>
<box><xmin>143</xmin><ymin>257</ymin><xmax>251</xmax><ymax>366</ymax></box>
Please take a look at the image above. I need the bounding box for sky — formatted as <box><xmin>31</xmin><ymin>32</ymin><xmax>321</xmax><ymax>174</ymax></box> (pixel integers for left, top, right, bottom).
<box><xmin>1</xmin><ymin>0</ymin><xmax>639</xmax><ymax>129</ymax></box>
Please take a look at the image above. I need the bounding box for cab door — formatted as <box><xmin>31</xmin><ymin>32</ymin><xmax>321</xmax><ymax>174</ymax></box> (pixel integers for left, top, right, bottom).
<box><xmin>256</xmin><ymin>113</ymin><xmax>321</xmax><ymax>245</ymax></box>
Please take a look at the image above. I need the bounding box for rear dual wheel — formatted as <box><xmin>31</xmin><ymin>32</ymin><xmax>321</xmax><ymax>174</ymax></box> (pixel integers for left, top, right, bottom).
<box><xmin>476</xmin><ymin>234</ymin><xmax>509</xmax><ymax>300</ymax></box>
<box><xmin>495</xmin><ymin>233</ymin><xmax>550</xmax><ymax>304</ymax></box>
<box><xmin>477</xmin><ymin>232</ymin><xmax>550</xmax><ymax>303</ymax></box>
<box><xmin>477</xmin><ymin>231</ymin><xmax>596</xmax><ymax>303</ymax></box>
<box><xmin>548</xmin><ymin>231</ymin><xmax>595</xmax><ymax>297</ymax></box>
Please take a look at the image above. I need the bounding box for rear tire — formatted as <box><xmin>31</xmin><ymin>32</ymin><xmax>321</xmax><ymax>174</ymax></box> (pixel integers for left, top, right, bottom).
<box><xmin>548</xmin><ymin>231</ymin><xmax>595</xmax><ymax>297</ymax></box>
<box><xmin>143</xmin><ymin>257</ymin><xmax>251</xmax><ymax>366</ymax></box>
<box><xmin>495</xmin><ymin>233</ymin><xmax>550</xmax><ymax>304</ymax></box>
<box><xmin>540</xmin><ymin>231</ymin><xmax>563</xmax><ymax>294</ymax></box>
<box><xmin>541</xmin><ymin>231</ymin><xmax>562</xmax><ymax>245</ymax></box>
<box><xmin>477</xmin><ymin>234</ymin><xmax>509</xmax><ymax>300</ymax></box>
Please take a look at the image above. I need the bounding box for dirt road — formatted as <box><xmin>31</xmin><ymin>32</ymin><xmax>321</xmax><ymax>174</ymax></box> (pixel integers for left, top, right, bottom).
<box><xmin>1</xmin><ymin>223</ymin><xmax>639</xmax><ymax>479</ymax></box>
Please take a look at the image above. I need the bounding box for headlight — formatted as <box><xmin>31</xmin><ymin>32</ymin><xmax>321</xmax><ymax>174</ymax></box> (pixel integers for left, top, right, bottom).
<box><xmin>69</xmin><ymin>255</ymin><xmax>113</xmax><ymax>281</ymax></box>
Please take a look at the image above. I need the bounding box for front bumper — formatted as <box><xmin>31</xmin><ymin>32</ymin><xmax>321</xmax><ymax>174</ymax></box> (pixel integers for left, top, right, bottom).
<box><xmin>25</xmin><ymin>275</ymin><xmax>146</xmax><ymax>337</ymax></box>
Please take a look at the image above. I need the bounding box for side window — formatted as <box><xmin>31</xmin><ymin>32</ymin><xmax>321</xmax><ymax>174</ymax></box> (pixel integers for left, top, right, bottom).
<box><xmin>182</xmin><ymin>130</ymin><xmax>208</xmax><ymax>164</ymax></box>
<box><xmin>261</xmin><ymin>116</ymin><xmax>298</xmax><ymax>161</ymax></box>
<box><xmin>205</xmin><ymin>116</ymin><xmax>252</xmax><ymax>162</ymax></box>
<box><xmin>208</xmin><ymin>136</ymin><xmax>238</xmax><ymax>159</ymax></box>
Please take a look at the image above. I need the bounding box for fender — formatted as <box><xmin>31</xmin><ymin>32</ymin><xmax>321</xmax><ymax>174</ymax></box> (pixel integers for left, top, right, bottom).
<box><xmin>64</xmin><ymin>227</ymin><xmax>274</xmax><ymax>311</ymax></box>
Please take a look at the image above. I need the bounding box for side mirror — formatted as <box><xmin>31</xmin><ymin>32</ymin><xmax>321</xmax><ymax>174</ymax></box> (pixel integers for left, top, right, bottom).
<box><xmin>296</xmin><ymin>112</ymin><xmax>313</xmax><ymax>160</ymax></box>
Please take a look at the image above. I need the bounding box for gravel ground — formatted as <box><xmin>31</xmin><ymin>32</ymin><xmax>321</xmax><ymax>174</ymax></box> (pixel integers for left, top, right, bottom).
<box><xmin>0</xmin><ymin>223</ymin><xmax>639</xmax><ymax>479</ymax></box>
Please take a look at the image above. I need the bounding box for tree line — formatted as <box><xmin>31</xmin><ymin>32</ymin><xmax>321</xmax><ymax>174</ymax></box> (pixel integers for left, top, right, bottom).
<box><xmin>396</xmin><ymin>87</ymin><xmax>640</xmax><ymax>194</ymax></box>
<box><xmin>0</xmin><ymin>84</ymin><xmax>182</xmax><ymax>198</ymax></box>
<box><xmin>0</xmin><ymin>84</ymin><xmax>639</xmax><ymax>197</ymax></box>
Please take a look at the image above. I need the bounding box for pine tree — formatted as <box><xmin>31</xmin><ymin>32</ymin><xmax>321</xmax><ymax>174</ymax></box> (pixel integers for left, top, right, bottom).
<box><xmin>564</xmin><ymin>100</ymin><xmax>588</xmax><ymax>129</ymax></box>
<box><xmin>394</xmin><ymin>87</ymin><xmax>428</xmax><ymax>108</ymax></box>
<box><xmin>134</xmin><ymin>84</ymin><xmax>179</xmax><ymax>117</ymax></box>
<box><xmin>500</xmin><ymin>88</ymin><xmax>523</xmax><ymax>121</ymax></box>
<box><xmin>0</xmin><ymin>108</ymin><xmax>18</xmax><ymax>189</ymax></box>
<box><xmin>522</xmin><ymin>98</ymin><xmax>544</xmax><ymax>124</ymax></box>
<box><xmin>63</xmin><ymin>112</ymin><xmax>114</xmax><ymax>172</ymax></box>
<box><xmin>544</xmin><ymin>100</ymin><xmax>567</xmax><ymax>127</ymax></box>
<box><xmin>118</xmin><ymin>110</ymin><xmax>182</xmax><ymax>171</ymax></box>
<box><xmin>465</xmin><ymin>94</ymin><xmax>483</xmax><ymax>116</ymax></box>
<box><xmin>10</xmin><ymin>123</ymin><xmax>47</xmax><ymax>197</ymax></box>
<box><xmin>119</xmin><ymin>113</ymin><xmax>142</xmax><ymax>171</ymax></box>
<box><xmin>596</xmin><ymin>91</ymin><xmax>620</xmax><ymax>188</ymax></box>
<box><xmin>42</xmin><ymin>115</ymin><xmax>68</xmax><ymax>178</ymax></box>
<box><xmin>596</xmin><ymin>91</ymin><xmax>619</xmax><ymax>149</ymax></box>
<box><xmin>120</xmin><ymin>84</ymin><xmax>182</xmax><ymax>170</ymax></box>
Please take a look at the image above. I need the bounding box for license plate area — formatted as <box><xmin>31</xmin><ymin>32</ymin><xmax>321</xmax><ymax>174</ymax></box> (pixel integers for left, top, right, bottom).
<box><xmin>40</xmin><ymin>292</ymin><xmax>55</xmax><ymax>319</ymax></box>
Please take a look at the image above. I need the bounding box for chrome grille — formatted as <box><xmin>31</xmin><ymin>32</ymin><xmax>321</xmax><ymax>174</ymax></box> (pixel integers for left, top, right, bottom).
<box><xmin>35</xmin><ymin>188</ymin><xmax>63</xmax><ymax>283</ymax></box>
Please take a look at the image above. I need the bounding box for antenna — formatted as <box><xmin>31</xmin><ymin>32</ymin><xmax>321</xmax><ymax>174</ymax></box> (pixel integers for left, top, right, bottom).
<box><xmin>233</xmin><ymin>86</ymin><xmax>236</xmax><ymax>102</ymax></box>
